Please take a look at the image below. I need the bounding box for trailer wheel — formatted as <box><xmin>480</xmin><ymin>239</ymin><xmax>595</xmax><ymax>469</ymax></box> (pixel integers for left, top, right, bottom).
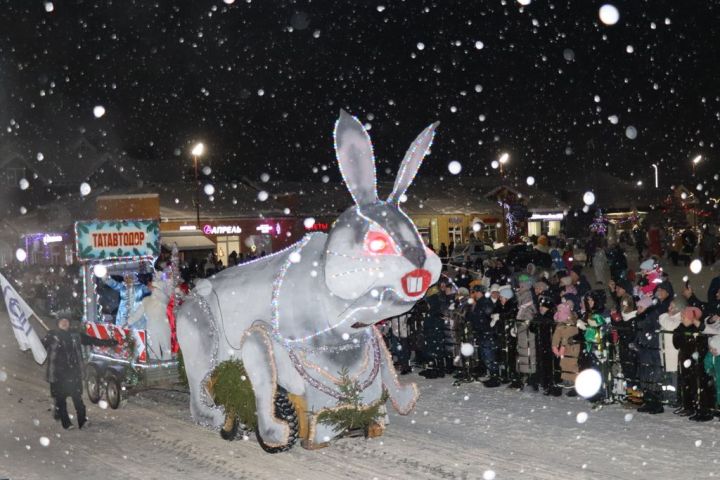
<box><xmin>106</xmin><ymin>372</ymin><xmax>123</xmax><ymax>410</ymax></box>
<box><xmin>86</xmin><ymin>364</ymin><xmax>102</xmax><ymax>404</ymax></box>
<box><xmin>255</xmin><ymin>388</ymin><xmax>299</xmax><ymax>453</ymax></box>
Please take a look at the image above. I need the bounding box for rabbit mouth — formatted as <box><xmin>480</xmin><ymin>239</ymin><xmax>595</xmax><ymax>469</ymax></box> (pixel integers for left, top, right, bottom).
<box><xmin>401</xmin><ymin>269</ymin><xmax>432</xmax><ymax>298</ymax></box>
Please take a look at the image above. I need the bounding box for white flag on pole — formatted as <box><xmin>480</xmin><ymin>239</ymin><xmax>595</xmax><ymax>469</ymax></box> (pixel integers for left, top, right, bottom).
<box><xmin>0</xmin><ymin>273</ymin><xmax>47</xmax><ymax>364</ymax></box>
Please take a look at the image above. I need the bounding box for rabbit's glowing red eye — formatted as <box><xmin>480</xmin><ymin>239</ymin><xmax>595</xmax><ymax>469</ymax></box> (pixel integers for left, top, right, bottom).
<box><xmin>365</xmin><ymin>231</ymin><xmax>396</xmax><ymax>255</ymax></box>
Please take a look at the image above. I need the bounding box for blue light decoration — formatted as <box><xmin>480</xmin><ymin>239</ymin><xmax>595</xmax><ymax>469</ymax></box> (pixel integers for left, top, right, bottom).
<box><xmin>590</xmin><ymin>209</ymin><xmax>609</xmax><ymax>236</ymax></box>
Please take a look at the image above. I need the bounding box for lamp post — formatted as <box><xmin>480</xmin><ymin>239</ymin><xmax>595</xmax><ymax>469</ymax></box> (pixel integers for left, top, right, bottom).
<box><xmin>651</xmin><ymin>163</ymin><xmax>659</xmax><ymax>188</ymax></box>
<box><xmin>499</xmin><ymin>152</ymin><xmax>509</xmax><ymax>177</ymax></box>
<box><xmin>692</xmin><ymin>155</ymin><xmax>702</xmax><ymax>176</ymax></box>
<box><xmin>191</xmin><ymin>142</ymin><xmax>205</xmax><ymax>228</ymax></box>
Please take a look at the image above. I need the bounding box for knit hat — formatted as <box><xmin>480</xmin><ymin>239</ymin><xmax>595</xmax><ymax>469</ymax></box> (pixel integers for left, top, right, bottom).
<box><xmin>560</xmin><ymin>276</ymin><xmax>573</xmax><ymax>287</ymax></box>
<box><xmin>637</xmin><ymin>296</ymin><xmax>653</xmax><ymax>310</ymax></box>
<box><xmin>490</xmin><ymin>283</ymin><xmax>501</xmax><ymax>293</ymax></box>
<box><xmin>457</xmin><ymin>287</ymin><xmax>470</xmax><ymax>297</ymax></box>
<box><xmin>639</xmin><ymin>258</ymin><xmax>656</xmax><ymax>272</ymax></box>
<box><xmin>499</xmin><ymin>286</ymin><xmax>514</xmax><ymax>299</ymax></box>
<box><xmin>538</xmin><ymin>294</ymin><xmax>555</xmax><ymax>309</ymax></box>
<box><xmin>654</xmin><ymin>280</ymin><xmax>674</xmax><ymax>296</ymax></box>
<box><xmin>683</xmin><ymin>306</ymin><xmax>703</xmax><ymax>322</ymax></box>
<box><xmin>534</xmin><ymin>280</ymin><xmax>549</xmax><ymax>292</ymax></box>
<box><xmin>615</xmin><ymin>278</ymin><xmax>633</xmax><ymax>295</ymax></box>
<box><xmin>518</xmin><ymin>274</ymin><xmax>534</xmax><ymax>291</ymax></box>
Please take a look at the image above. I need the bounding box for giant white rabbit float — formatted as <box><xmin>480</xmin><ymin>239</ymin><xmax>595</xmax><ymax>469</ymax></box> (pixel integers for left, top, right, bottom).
<box><xmin>176</xmin><ymin>110</ymin><xmax>441</xmax><ymax>452</ymax></box>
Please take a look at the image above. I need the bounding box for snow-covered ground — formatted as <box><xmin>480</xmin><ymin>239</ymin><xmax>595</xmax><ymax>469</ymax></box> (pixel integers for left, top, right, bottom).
<box><xmin>1</xmin><ymin>259</ymin><xmax>719</xmax><ymax>480</ymax></box>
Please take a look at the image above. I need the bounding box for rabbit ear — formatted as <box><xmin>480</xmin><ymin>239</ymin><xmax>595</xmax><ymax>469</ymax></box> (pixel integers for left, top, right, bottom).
<box><xmin>334</xmin><ymin>109</ymin><xmax>378</xmax><ymax>206</ymax></box>
<box><xmin>387</xmin><ymin>121</ymin><xmax>439</xmax><ymax>204</ymax></box>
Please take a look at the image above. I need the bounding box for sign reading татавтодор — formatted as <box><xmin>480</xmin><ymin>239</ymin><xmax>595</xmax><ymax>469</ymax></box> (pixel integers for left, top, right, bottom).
<box><xmin>75</xmin><ymin>219</ymin><xmax>160</xmax><ymax>261</ymax></box>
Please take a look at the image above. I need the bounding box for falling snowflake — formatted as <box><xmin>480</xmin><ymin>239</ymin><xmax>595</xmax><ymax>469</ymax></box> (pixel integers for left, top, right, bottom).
<box><xmin>80</xmin><ymin>182</ymin><xmax>92</xmax><ymax>196</ymax></box>
<box><xmin>598</xmin><ymin>4</ymin><xmax>620</xmax><ymax>25</ymax></box>
<box><xmin>690</xmin><ymin>259</ymin><xmax>702</xmax><ymax>274</ymax></box>
<box><xmin>448</xmin><ymin>161</ymin><xmax>462</xmax><ymax>175</ymax></box>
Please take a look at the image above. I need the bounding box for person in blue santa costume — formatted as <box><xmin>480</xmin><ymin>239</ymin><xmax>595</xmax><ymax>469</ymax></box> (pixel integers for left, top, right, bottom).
<box><xmin>104</xmin><ymin>272</ymin><xmax>152</xmax><ymax>328</ymax></box>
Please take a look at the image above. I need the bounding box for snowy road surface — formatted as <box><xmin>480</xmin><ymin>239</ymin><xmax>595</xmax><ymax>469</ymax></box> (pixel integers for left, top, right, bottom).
<box><xmin>2</xmin><ymin>262</ymin><xmax>719</xmax><ymax>479</ymax></box>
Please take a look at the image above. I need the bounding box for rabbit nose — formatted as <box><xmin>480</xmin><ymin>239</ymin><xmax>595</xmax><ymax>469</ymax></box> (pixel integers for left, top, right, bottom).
<box><xmin>403</xmin><ymin>246</ymin><xmax>426</xmax><ymax>268</ymax></box>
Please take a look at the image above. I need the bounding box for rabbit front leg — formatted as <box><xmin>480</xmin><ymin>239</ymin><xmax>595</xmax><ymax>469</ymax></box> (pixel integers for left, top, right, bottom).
<box><xmin>241</xmin><ymin>328</ymin><xmax>291</xmax><ymax>447</ymax></box>
<box><xmin>376</xmin><ymin>331</ymin><xmax>419</xmax><ymax>415</ymax></box>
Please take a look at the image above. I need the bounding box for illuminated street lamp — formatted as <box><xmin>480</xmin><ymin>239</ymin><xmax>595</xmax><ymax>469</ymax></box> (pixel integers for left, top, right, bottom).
<box><xmin>499</xmin><ymin>152</ymin><xmax>509</xmax><ymax>177</ymax></box>
<box><xmin>651</xmin><ymin>163</ymin><xmax>659</xmax><ymax>188</ymax></box>
<box><xmin>692</xmin><ymin>155</ymin><xmax>702</xmax><ymax>176</ymax></box>
<box><xmin>192</xmin><ymin>142</ymin><xmax>205</xmax><ymax>227</ymax></box>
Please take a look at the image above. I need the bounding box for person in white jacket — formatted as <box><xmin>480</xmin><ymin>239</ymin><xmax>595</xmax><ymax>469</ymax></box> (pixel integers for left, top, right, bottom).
<box><xmin>658</xmin><ymin>296</ymin><xmax>686</xmax><ymax>407</ymax></box>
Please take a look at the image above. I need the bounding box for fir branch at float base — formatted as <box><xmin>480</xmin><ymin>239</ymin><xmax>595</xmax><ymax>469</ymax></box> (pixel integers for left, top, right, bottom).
<box><xmin>176</xmin><ymin>349</ymin><xmax>189</xmax><ymax>388</ymax></box>
<box><xmin>123</xmin><ymin>334</ymin><xmax>144</xmax><ymax>387</ymax></box>
<box><xmin>210</xmin><ymin>359</ymin><xmax>257</xmax><ymax>430</ymax></box>
<box><xmin>317</xmin><ymin>368</ymin><xmax>389</xmax><ymax>433</ymax></box>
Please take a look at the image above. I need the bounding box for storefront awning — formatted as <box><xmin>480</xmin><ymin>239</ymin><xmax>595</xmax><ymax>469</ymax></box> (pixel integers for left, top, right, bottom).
<box><xmin>161</xmin><ymin>234</ymin><xmax>215</xmax><ymax>251</ymax></box>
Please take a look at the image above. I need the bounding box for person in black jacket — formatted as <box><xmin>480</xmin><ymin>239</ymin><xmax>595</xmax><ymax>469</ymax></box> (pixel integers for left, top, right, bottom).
<box><xmin>531</xmin><ymin>294</ymin><xmax>560</xmax><ymax>395</ymax></box>
<box><xmin>467</xmin><ymin>285</ymin><xmax>502</xmax><ymax>387</ymax></box>
<box><xmin>673</xmin><ymin>306</ymin><xmax>715</xmax><ymax>421</ymax></box>
<box><xmin>419</xmin><ymin>285</ymin><xmax>449</xmax><ymax>379</ymax></box>
<box><xmin>632</xmin><ymin>296</ymin><xmax>664</xmax><ymax>414</ymax></box>
<box><xmin>495</xmin><ymin>286</ymin><xmax>519</xmax><ymax>386</ymax></box>
<box><xmin>42</xmin><ymin>317</ymin><xmax>118</xmax><ymax>429</ymax></box>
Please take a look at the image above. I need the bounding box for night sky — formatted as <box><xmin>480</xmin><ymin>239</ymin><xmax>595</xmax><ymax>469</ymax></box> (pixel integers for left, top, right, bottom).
<box><xmin>0</xmin><ymin>0</ymin><xmax>718</xmax><ymax>196</ymax></box>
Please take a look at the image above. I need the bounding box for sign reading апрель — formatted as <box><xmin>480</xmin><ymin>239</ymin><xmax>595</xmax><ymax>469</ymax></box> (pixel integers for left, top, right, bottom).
<box><xmin>75</xmin><ymin>220</ymin><xmax>160</xmax><ymax>261</ymax></box>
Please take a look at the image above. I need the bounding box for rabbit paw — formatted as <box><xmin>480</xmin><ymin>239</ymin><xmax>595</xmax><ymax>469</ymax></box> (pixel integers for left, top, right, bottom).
<box><xmin>389</xmin><ymin>383</ymin><xmax>419</xmax><ymax>415</ymax></box>
<box><xmin>258</xmin><ymin>419</ymin><xmax>290</xmax><ymax>446</ymax></box>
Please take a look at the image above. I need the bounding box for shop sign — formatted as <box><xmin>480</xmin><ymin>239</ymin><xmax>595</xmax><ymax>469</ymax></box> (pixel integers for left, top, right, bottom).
<box><xmin>42</xmin><ymin>234</ymin><xmax>63</xmax><ymax>244</ymax></box>
<box><xmin>305</xmin><ymin>222</ymin><xmax>329</xmax><ymax>232</ymax></box>
<box><xmin>75</xmin><ymin>220</ymin><xmax>160</xmax><ymax>261</ymax></box>
<box><xmin>256</xmin><ymin>223</ymin><xmax>281</xmax><ymax>235</ymax></box>
<box><xmin>203</xmin><ymin>224</ymin><xmax>242</xmax><ymax>235</ymax></box>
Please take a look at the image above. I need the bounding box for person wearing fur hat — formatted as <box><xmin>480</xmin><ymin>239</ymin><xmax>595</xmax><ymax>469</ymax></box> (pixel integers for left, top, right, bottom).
<box><xmin>673</xmin><ymin>306</ymin><xmax>715</xmax><ymax>421</ymax></box>
<box><xmin>551</xmin><ymin>298</ymin><xmax>581</xmax><ymax>396</ymax></box>
<box><xmin>531</xmin><ymin>295</ymin><xmax>560</xmax><ymax>395</ymax></box>
<box><xmin>495</xmin><ymin>286</ymin><xmax>519</xmax><ymax>386</ymax></box>
<box><xmin>632</xmin><ymin>295</ymin><xmax>665</xmax><ymax>414</ymax></box>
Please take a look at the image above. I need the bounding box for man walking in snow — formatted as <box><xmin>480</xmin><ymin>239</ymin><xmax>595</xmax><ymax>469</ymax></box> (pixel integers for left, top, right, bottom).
<box><xmin>42</xmin><ymin>317</ymin><xmax>117</xmax><ymax>429</ymax></box>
